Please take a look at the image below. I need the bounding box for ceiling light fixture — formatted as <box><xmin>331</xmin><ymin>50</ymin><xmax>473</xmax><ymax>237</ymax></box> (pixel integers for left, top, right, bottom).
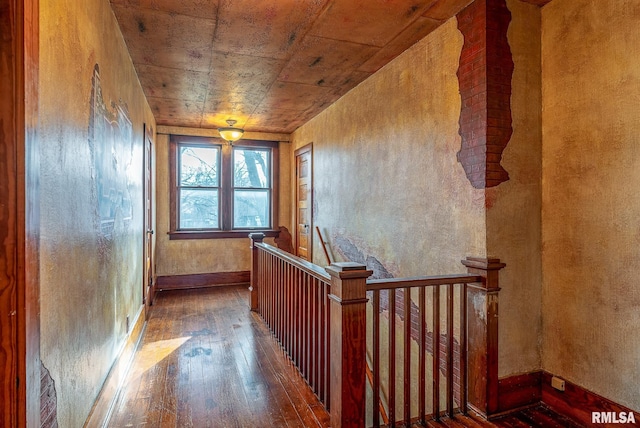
<box><xmin>218</xmin><ymin>119</ymin><xmax>244</xmax><ymax>145</ymax></box>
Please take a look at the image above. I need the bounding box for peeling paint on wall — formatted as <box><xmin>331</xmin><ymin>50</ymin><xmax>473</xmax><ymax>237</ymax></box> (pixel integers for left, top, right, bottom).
<box><xmin>40</xmin><ymin>363</ymin><xmax>58</xmax><ymax>428</ymax></box>
<box><xmin>88</xmin><ymin>64</ymin><xmax>134</xmax><ymax>241</ymax></box>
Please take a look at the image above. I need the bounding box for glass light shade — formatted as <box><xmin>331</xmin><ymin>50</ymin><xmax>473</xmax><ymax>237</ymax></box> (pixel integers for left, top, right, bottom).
<box><xmin>218</xmin><ymin>127</ymin><xmax>244</xmax><ymax>143</ymax></box>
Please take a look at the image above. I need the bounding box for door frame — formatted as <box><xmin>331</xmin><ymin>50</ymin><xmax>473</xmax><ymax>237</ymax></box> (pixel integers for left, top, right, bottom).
<box><xmin>294</xmin><ymin>143</ymin><xmax>313</xmax><ymax>261</ymax></box>
<box><xmin>143</xmin><ymin>124</ymin><xmax>155</xmax><ymax>316</ymax></box>
<box><xmin>0</xmin><ymin>0</ymin><xmax>41</xmax><ymax>425</ymax></box>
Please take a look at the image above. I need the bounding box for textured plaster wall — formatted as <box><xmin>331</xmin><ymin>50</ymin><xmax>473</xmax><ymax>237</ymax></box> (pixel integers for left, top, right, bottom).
<box><xmin>292</xmin><ymin>19</ymin><xmax>486</xmax><ymax>279</ymax></box>
<box><xmin>292</xmin><ymin>2</ymin><xmax>544</xmax><ymax>383</ymax></box>
<box><xmin>39</xmin><ymin>0</ymin><xmax>155</xmax><ymax>426</ymax></box>
<box><xmin>487</xmin><ymin>0</ymin><xmax>542</xmax><ymax>377</ymax></box>
<box><xmin>541</xmin><ymin>0</ymin><xmax>640</xmax><ymax>410</ymax></box>
<box><xmin>155</xmin><ymin>132</ymin><xmax>291</xmax><ymax>276</ymax></box>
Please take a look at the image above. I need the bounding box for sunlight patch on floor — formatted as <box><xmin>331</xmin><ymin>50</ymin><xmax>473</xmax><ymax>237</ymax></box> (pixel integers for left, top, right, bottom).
<box><xmin>128</xmin><ymin>336</ymin><xmax>192</xmax><ymax>380</ymax></box>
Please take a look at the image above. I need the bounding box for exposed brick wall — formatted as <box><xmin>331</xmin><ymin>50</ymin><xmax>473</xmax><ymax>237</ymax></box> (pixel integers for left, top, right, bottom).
<box><xmin>456</xmin><ymin>0</ymin><xmax>514</xmax><ymax>189</ymax></box>
<box><xmin>41</xmin><ymin>362</ymin><xmax>59</xmax><ymax>428</ymax></box>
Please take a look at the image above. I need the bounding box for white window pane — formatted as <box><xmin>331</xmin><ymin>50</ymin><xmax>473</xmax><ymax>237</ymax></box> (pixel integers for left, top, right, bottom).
<box><xmin>233</xmin><ymin>148</ymin><xmax>268</xmax><ymax>188</ymax></box>
<box><xmin>180</xmin><ymin>146</ymin><xmax>218</xmax><ymax>186</ymax></box>
<box><xmin>180</xmin><ymin>189</ymin><xmax>218</xmax><ymax>229</ymax></box>
<box><xmin>234</xmin><ymin>190</ymin><xmax>269</xmax><ymax>228</ymax></box>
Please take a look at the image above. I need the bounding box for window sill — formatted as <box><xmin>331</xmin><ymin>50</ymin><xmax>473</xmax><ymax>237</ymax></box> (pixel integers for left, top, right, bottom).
<box><xmin>168</xmin><ymin>229</ymin><xmax>280</xmax><ymax>240</ymax></box>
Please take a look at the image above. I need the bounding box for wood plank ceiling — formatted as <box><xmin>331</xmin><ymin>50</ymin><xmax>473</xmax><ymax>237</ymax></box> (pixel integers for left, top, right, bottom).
<box><xmin>110</xmin><ymin>0</ymin><xmax>550</xmax><ymax>134</ymax></box>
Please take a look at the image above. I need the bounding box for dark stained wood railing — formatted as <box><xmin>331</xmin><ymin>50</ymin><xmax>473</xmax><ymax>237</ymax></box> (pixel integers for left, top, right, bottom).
<box><xmin>250</xmin><ymin>233</ymin><xmax>504</xmax><ymax>427</ymax></box>
<box><xmin>250</xmin><ymin>233</ymin><xmax>332</xmax><ymax>407</ymax></box>
<box><xmin>366</xmin><ymin>275</ymin><xmax>481</xmax><ymax>426</ymax></box>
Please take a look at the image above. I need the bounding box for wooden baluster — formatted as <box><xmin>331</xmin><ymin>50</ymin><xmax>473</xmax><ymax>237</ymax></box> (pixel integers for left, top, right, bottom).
<box><xmin>276</xmin><ymin>260</ymin><xmax>284</xmax><ymax>343</ymax></box>
<box><xmin>323</xmin><ymin>280</ymin><xmax>330</xmax><ymax>407</ymax></box>
<box><xmin>309</xmin><ymin>278</ymin><xmax>319</xmax><ymax>392</ymax></box>
<box><xmin>372</xmin><ymin>290</ymin><xmax>380</xmax><ymax>427</ymax></box>
<box><xmin>259</xmin><ymin>251</ymin><xmax>265</xmax><ymax>315</ymax></box>
<box><xmin>419</xmin><ymin>286</ymin><xmax>426</xmax><ymax>424</ymax></box>
<box><xmin>326</xmin><ymin>262</ymin><xmax>371</xmax><ymax>427</ymax></box>
<box><xmin>447</xmin><ymin>283</ymin><xmax>454</xmax><ymax>417</ymax></box>
<box><xmin>389</xmin><ymin>289</ymin><xmax>396</xmax><ymax>425</ymax></box>
<box><xmin>318</xmin><ymin>279</ymin><xmax>326</xmax><ymax>402</ymax></box>
<box><xmin>269</xmin><ymin>253</ymin><xmax>274</xmax><ymax>328</ymax></box>
<box><xmin>265</xmin><ymin>252</ymin><xmax>270</xmax><ymax>324</ymax></box>
<box><xmin>278</xmin><ymin>260</ymin><xmax>286</xmax><ymax>342</ymax></box>
<box><xmin>287</xmin><ymin>263</ymin><xmax>293</xmax><ymax>355</ymax></box>
<box><xmin>294</xmin><ymin>270</ymin><xmax>301</xmax><ymax>369</ymax></box>
<box><xmin>303</xmin><ymin>274</ymin><xmax>310</xmax><ymax>379</ymax></box>
<box><xmin>267</xmin><ymin>253</ymin><xmax>272</xmax><ymax>328</ymax></box>
<box><xmin>460</xmin><ymin>283</ymin><xmax>468</xmax><ymax>415</ymax></box>
<box><xmin>433</xmin><ymin>286</ymin><xmax>440</xmax><ymax>420</ymax></box>
<box><xmin>404</xmin><ymin>287</ymin><xmax>411</xmax><ymax>424</ymax></box>
<box><xmin>462</xmin><ymin>257</ymin><xmax>504</xmax><ymax>417</ymax></box>
<box><xmin>249</xmin><ymin>233</ymin><xmax>265</xmax><ymax>311</ymax></box>
<box><xmin>313</xmin><ymin>278</ymin><xmax>321</xmax><ymax>393</ymax></box>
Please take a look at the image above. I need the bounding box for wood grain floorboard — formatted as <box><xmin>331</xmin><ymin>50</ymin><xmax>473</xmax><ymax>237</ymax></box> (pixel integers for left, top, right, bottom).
<box><xmin>108</xmin><ymin>286</ymin><xmax>582</xmax><ymax>428</ymax></box>
<box><xmin>108</xmin><ymin>285</ymin><xmax>330</xmax><ymax>428</ymax></box>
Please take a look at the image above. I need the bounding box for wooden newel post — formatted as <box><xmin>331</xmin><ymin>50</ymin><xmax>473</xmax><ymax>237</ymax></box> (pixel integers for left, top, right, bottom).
<box><xmin>461</xmin><ymin>257</ymin><xmax>505</xmax><ymax>418</ymax></box>
<box><xmin>249</xmin><ymin>233</ymin><xmax>265</xmax><ymax>311</ymax></box>
<box><xmin>326</xmin><ymin>262</ymin><xmax>372</xmax><ymax>428</ymax></box>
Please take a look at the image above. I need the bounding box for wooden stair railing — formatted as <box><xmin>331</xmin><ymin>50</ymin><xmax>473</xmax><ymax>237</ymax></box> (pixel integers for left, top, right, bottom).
<box><xmin>365</xmin><ymin>275</ymin><xmax>481</xmax><ymax>426</ymax></box>
<box><xmin>249</xmin><ymin>233</ymin><xmax>504</xmax><ymax>427</ymax></box>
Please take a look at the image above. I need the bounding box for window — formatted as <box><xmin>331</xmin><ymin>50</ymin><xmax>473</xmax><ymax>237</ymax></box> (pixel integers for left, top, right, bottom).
<box><xmin>169</xmin><ymin>135</ymin><xmax>279</xmax><ymax>239</ymax></box>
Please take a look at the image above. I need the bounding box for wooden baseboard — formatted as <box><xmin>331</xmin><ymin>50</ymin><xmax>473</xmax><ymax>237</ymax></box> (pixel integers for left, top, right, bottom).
<box><xmin>497</xmin><ymin>371</ymin><xmax>542</xmax><ymax>414</ymax></box>
<box><xmin>83</xmin><ymin>305</ymin><xmax>146</xmax><ymax>428</ymax></box>
<box><xmin>496</xmin><ymin>370</ymin><xmax>639</xmax><ymax>426</ymax></box>
<box><xmin>541</xmin><ymin>372</ymin><xmax>640</xmax><ymax>427</ymax></box>
<box><xmin>156</xmin><ymin>271</ymin><xmax>250</xmax><ymax>290</ymax></box>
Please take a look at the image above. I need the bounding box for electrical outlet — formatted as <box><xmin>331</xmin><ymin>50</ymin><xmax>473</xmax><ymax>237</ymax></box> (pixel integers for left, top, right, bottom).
<box><xmin>551</xmin><ymin>376</ymin><xmax>565</xmax><ymax>391</ymax></box>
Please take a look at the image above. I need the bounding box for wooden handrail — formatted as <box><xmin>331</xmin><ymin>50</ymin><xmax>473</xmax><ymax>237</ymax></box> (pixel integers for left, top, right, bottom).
<box><xmin>254</xmin><ymin>241</ymin><xmax>331</xmax><ymax>283</ymax></box>
<box><xmin>366</xmin><ymin>274</ymin><xmax>482</xmax><ymax>291</ymax></box>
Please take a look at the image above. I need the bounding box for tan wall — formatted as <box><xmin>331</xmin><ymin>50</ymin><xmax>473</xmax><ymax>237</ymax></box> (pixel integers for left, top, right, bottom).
<box><xmin>292</xmin><ymin>3</ymin><xmax>545</xmax><ymax>382</ymax></box>
<box><xmin>541</xmin><ymin>0</ymin><xmax>640</xmax><ymax>410</ymax></box>
<box><xmin>155</xmin><ymin>131</ymin><xmax>292</xmax><ymax>277</ymax></box>
<box><xmin>38</xmin><ymin>0</ymin><xmax>156</xmax><ymax>426</ymax></box>
<box><xmin>292</xmin><ymin>19</ymin><xmax>486</xmax><ymax>280</ymax></box>
<box><xmin>488</xmin><ymin>0</ymin><xmax>543</xmax><ymax>377</ymax></box>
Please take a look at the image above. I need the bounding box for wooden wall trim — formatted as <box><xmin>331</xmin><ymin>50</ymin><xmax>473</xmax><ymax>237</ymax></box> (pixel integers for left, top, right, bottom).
<box><xmin>1</xmin><ymin>0</ymin><xmax>40</xmax><ymax>425</ymax></box>
<box><xmin>541</xmin><ymin>372</ymin><xmax>640</xmax><ymax>427</ymax></box>
<box><xmin>496</xmin><ymin>371</ymin><xmax>542</xmax><ymax>414</ymax></box>
<box><xmin>84</xmin><ymin>305</ymin><xmax>146</xmax><ymax>428</ymax></box>
<box><xmin>156</xmin><ymin>271</ymin><xmax>250</xmax><ymax>290</ymax></box>
<box><xmin>496</xmin><ymin>370</ymin><xmax>640</xmax><ymax>426</ymax></box>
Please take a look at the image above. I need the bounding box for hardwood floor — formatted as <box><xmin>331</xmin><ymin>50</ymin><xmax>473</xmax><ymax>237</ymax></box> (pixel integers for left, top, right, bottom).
<box><xmin>108</xmin><ymin>285</ymin><xmax>330</xmax><ymax>428</ymax></box>
<box><xmin>108</xmin><ymin>285</ymin><xmax>583</xmax><ymax>428</ymax></box>
<box><xmin>420</xmin><ymin>405</ymin><xmax>584</xmax><ymax>428</ymax></box>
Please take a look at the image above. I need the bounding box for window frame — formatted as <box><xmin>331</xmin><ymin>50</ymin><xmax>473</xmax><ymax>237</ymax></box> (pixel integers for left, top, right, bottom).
<box><xmin>169</xmin><ymin>135</ymin><xmax>279</xmax><ymax>240</ymax></box>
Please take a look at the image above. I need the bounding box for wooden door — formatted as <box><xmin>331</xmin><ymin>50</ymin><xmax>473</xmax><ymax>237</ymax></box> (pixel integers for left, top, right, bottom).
<box><xmin>143</xmin><ymin>125</ymin><xmax>154</xmax><ymax>314</ymax></box>
<box><xmin>295</xmin><ymin>144</ymin><xmax>312</xmax><ymax>261</ymax></box>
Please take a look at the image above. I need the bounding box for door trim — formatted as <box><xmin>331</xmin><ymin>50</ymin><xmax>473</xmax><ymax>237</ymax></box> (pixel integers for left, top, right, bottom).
<box><xmin>0</xmin><ymin>0</ymin><xmax>41</xmax><ymax>425</ymax></box>
<box><xmin>294</xmin><ymin>143</ymin><xmax>313</xmax><ymax>261</ymax></box>
<box><xmin>143</xmin><ymin>124</ymin><xmax>154</xmax><ymax>315</ymax></box>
